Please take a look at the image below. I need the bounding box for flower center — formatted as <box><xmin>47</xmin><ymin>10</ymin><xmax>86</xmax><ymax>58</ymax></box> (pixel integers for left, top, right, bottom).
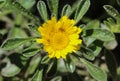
<box><xmin>51</xmin><ymin>32</ymin><xmax>69</xmax><ymax>50</ymax></box>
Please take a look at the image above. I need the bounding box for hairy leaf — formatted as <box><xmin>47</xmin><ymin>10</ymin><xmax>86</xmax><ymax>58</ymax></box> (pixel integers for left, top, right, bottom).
<box><xmin>23</xmin><ymin>48</ymin><xmax>41</xmax><ymax>58</ymax></box>
<box><xmin>37</xmin><ymin>1</ymin><xmax>48</xmax><ymax>22</ymax></box>
<box><xmin>31</xmin><ymin>68</ymin><xmax>43</xmax><ymax>81</ymax></box>
<box><xmin>47</xmin><ymin>0</ymin><xmax>59</xmax><ymax>18</ymax></box>
<box><xmin>65</xmin><ymin>56</ymin><xmax>76</xmax><ymax>73</ymax></box>
<box><xmin>1</xmin><ymin>38</ymin><xmax>36</xmax><ymax>50</ymax></box>
<box><xmin>83</xmin><ymin>29</ymin><xmax>115</xmax><ymax>42</ymax></box>
<box><xmin>50</xmin><ymin>76</ymin><xmax>62</xmax><ymax>81</ymax></box>
<box><xmin>103</xmin><ymin>5</ymin><xmax>120</xmax><ymax>19</ymax></box>
<box><xmin>61</xmin><ymin>4</ymin><xmax>71</xmax><ymax>17</ymax></box>
<box><xmin>74</xmin><ymin>0</ymin><xmax>90</xmax><ymax>24</ymax></box>
<box><xmin>81</xmin><ymin>58</ymin><xmax>107</xmax><ymax>81</ymax></box>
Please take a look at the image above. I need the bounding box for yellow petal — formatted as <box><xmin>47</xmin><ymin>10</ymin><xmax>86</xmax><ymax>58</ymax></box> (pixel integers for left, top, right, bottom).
<box><xmin>55</xmin><ymin>51</ymin><xmax>61</xmax><ymax>59</ymax></box>
<box><xmin>36</xmin><ymin>39</ymin><xmax>43</xmax><ymax>43</ymax></box>
<box><xmin>48</xmin><ymin>52</ymin><xmax>55</xmax><ymax>58</ymax></box>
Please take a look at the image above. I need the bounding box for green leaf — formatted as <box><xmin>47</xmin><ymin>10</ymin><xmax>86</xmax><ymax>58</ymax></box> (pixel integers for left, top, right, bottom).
<box><xmin>117</xmin><ymin>0</ymin><xmax>120</xmax><ymax>6</ymax></box>
<box><xmin>68</xmin><ymin>0</ymin><xmax>86</xmax><ymax>17</ymax></box>
<box><xmin>80</xmin><ymin>58</ymin><xmax>107</xmax><ymax>81</ymax></box>
<box><xmin>89</xmin><ymin>40</ymin><xmax>103</xmax><ymax>56</ymax></box>
<box><xmin>28</xmin><ymin>24</ymin><xmax>40</xmax><ymax>36</ymax></box>
<box><xmin>41</xmin><ymin>56</ymin><xmax>51</xmax><ymax>64</ymax></box>
<box><xmin>6</xmin><ymin>1</ymin><xmax>40</xmax><ymax>25</ymax></box>
<box><xmin>104</xmin><ymin>40</ymin><xmax>118</xmax><ymax>50</ymax></box>
<box><xmin>0</xmin><ymin>0</ymin><xmax>6</xmax><ymax>8</ymax></box>
<box><xmin>57</xmin><ymin>59</ymin><xmax>68</xmax><ymax>74</ymax></box>
<box><xmin>37</xmin><ymin>1</ymin><xmax>48</xmax><ymax>22</ymax></box>
<box><xmin>0</xmin><ymin>29</ymin><xmax>7</xmax><ymax>36</ymax></box>
<box><xmin>65</xmin><ymin>56</ymin><xmax>76</xmax><ymax>73</ymax></box>
<box><xmin>81</xmin><ymin>46</ymin><xmax>95</xmax><ymax>60</ymax></box>
<box><xmin>103</xmin><ymin>5</ymin><xmax>120</xmax><ymax>19</ymax></box>
<box><xmin>31</xmin><ymin>68</ymin><xmax>43</xmax><ymax>81</ymax></box>
<box><xmin>82</xmin><ymin>20</ymin><xmax>100</xmax><ymax>46</ymax></box>
<box><xmin>20</xmin><ymin>55</ymin><xmax>29</xmax><ymax>66</ymax></box>
<box><xmin>1</xmin><ymin>38</ymin><xmax>36</xmax><ymax>50</ymax></box>
<box><xmin>69</xmin><ymin>54</ymin><xmax>82</xmax><ymax>64</ymax></box>
<box><xmin>106</xmin><ymin>18</ymin><xmax>116</xmax><ymax>25</ymax></box>
<box><xmin>74</xmin><ymin>0</ymin><xmax>90</xmax><ymax>24</ymax></box>
<box><xmin>104</xmin><ymin>49</ymin><xmax>117</xmax><ymax>78</ymax></box>
<box><xmin>117</xmin><ymin>67</ymin><xmax>120</xmax><ymax>75</ymax></box>
<box><xmin>18</xmin><ymin>0</ymin><xmax>35</xmax><ymax>9</ymax></box>
<box><xmin>22</xmin><ymin>48</ymin><xmax>41</xmax><ymax>58</ymax></box>
<box><xmin>15</xmin><ymin>14</ymin><xmax>23</xmax><ymax>25</ymax></box>
<box><xmin>0</xmin><ymin>75</ymin><xmax>3</xmax><ymax>81</ymax></box>
<box><xmin>116</xmin><ymin>67</ymin><xmax>120</xmax><ymax>81</ymax></box>
<box><xmin>61</xmin><ymin>4</ymin><xmax>71</xmax><ymax>17</ymax></box>
<box><xmin>25</xmin><ymin>54</ymin><xmax>41</xmax><ymax>75</ymax></box>
<box><xmin>1</xmin><ymin>64</ymin><xmax>21</xmax><ymax>77</ymax></box>
<box><xmin>103</xmin><ymin>18</ymin><xmax>120</xmax><ymax>33</ymax></box>
<box><xmin>8</xmin><ymin>27</ymin><xmax>28</xmax><ymax>39</ymax></box>
<box><xmin>83</xmin><ymin>37</ymin><xmax>96</xmax><ymax>46</ymax></box>
<box><xmin>46</xmin><ymin>59</ymin><xmax>57</xmax><ymax>77</ymax></box>
<box><xmin>83</xmin><ymin>29</ymin><xmax>115</xmax><ymax>42</ymax></box>
<box><xmin>47</xmin><ymin>0</ymin><xmax>59</xmax><ymax>18</ymax></box>
<box><xmin>50</xmin><ymin>76</ymin><xmax>62</xmax><ymax>81</ymax></box>
<box><xmin>1</xmin><ymin>58</ymin><xmax>21</xmax><ymax>77</ymax></box>
<box><xmin>84</xmin><ymin>20</ymin><xmax>100</xmax><ymax>30</ymax></box>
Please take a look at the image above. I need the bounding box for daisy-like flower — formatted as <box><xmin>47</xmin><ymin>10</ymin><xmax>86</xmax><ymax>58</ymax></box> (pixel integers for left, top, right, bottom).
<box><xmin>36</xmin><ymin>16</ymin><xmax>82</xmax><ymax>59</ymax></box>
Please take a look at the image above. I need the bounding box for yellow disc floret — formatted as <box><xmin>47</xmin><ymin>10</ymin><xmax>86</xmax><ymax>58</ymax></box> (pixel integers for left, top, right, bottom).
<box><xmin>36</xmin><ymin>16</ymin><xmax>82</xmax><ymax>59</ymax></box>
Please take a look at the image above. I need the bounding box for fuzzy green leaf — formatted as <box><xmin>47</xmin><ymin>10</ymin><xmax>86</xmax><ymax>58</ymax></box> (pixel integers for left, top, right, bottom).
<box><xmin>28</xmin><ymin>25</ymin><xmax>40</xmax><ymax>36</ymax></box>
<box><xmin>57</xmin><ymin>59</ymin><xmax>68</xmax><ymax>73</ymax></box>
<box><xmin>61</xmin><ymin>4</ymin><xmax>71</xmax><ymax>17</ymax></box>
<box><xmin>8</xmin><ymin>27</ymin><xmax>28</xmax><ymax>39</ymax></box>
<box><xmin>81</xmin><ymin>58</ymin><xmax>107</xmax><ymax>81</ymax></box>
<box><xmin>117</xmin><ymin>0</ymin><xmax>120</xmax><ymax>6</ymax></box>
<box><xmin>83</xmin><ymin>37</ymin><xmax>96</xmax><ymax>46</ymax></box>
<box><xmin>104</xmin><ymin>40</ymin><xmax>118</xmax><ymax>50</ymax></box>
<box><xmin>46</xmin><ymin>59</ymin><xmax>57</xmax><ymax>77</ymax></box>
<box><xmin>51</xmin><ymin>76</ymin><xmax>62</xmax><ymax>81</ymax></box>
<box><xmin>103</xmin><ymin>5</ymin><xmax>120</xmax><ymax>19</ymax></box>
<box><xmin>23</xmin><ymin>48</ymin><xmax>41</xmax><ymax>58</ymax></box>
<box><xmin>1</xmin><ymin>38</ymin><xmax>36</xmax><ymax>50</ymax></box>
<box><xmin>104</xmin><ymin>18</ymin><xmax>120</xmax><ymax>33</ymax></box>
<box><xmin>25</xmin><ymin>55</ymin><xmax>41</xmax><ymax>75</ymax></box>
<box><xmin>37</xmin><ymin>1</ymin><xmax>48</xmax><ymax>22</ymax></box>
<box><xmin>89</xmin><ymin>40</ymin><xmax>103</xmax><ymax>56</ymax></box>
<box><xmin>18</xmin><ymin>0</ymin><xmax>35</xmax><ymax>9</ymax></box>
<box><xmin>41</xmin><ymin>56</ymin><xmax>51</xmax><ymax>64</ymax></box>
<box><xmin>67</xmin><ymin>0</ymin><xmax>83</xmax><ymax>17</ymax></box>
<box><xmin>6</xmin><ymin>1</ymin><xmax>40</xmax><ymax>25</ymax></box>
<box><xmin>31</xmin><ymin>68</ymin><xmax>43</xmax><ymax>81</ymax></box>
<box><xmin>81</xmin><ymin>46</ymin><xmax>95</xmax><ymax>60</ymax></box>
<box><xmin>74</xmin><ymin>0</ymin><xmax>90</xmax><ymax>24</ymax></box>
<box><xmin>83</xmin><ymin>29</ymin><xmax>115</xmax><ymax>42</ymax></box>
<box><xmin>1</xmin><ymin>58</ymin><xmax>21</xmax><ymax>77</ymax></box>
<box><xmin>0</xmin><ymin>0</ymin><xmax>6</xmax><ymax>8</ymax></box>
<box><xmin>47</xmin><ymin>0</ymin><xmax>59</xmax><ymax>18</ymax></box>
<box><xmin>65</xmin><ymin>56</ymin><xmax>76</xmax><ymax>73</ymax></box>
<box><xmin>84</xmin><ymin>20</ymin><xmax>100</xmax><ymax>30</ymax></box>
<box><xmin>83</xmin><ymin>20</ymin><xmax>100</xmax><ymax>46</ymax></box>
<box><xmin>1</xmin><ymin>64</ymin><xmax>21</xmax><ymax>77</ymax></box>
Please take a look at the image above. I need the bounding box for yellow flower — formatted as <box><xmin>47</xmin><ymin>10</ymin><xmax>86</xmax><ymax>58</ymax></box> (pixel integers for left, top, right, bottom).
<box><xmin>36</xmin><ymin>16</ymin><xmax>82</xmax><ymax>59</ymax></box>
